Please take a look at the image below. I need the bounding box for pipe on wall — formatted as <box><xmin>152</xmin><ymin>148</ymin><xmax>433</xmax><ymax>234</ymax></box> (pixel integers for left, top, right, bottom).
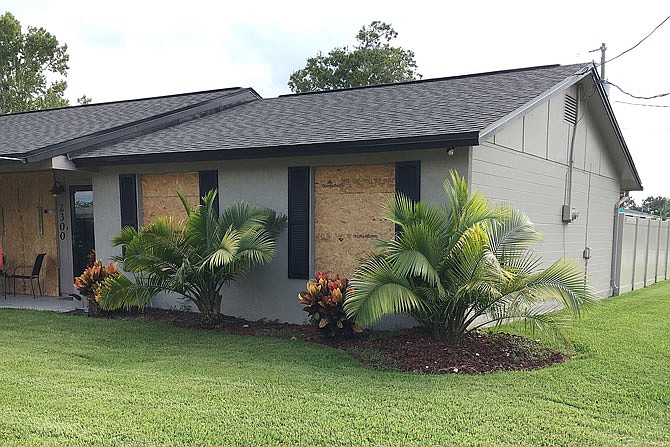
<box><xmin>610</xmin><ymin>194</ymin><xmax>628</xmax><ymax>296</ymax></box>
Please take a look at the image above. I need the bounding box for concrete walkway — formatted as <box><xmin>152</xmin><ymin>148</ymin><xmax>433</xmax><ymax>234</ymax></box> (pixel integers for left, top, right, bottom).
<box><xmin>0</xmin><ymin>294</ymin><xmax>86</xmax><ymax>312</ymax></box>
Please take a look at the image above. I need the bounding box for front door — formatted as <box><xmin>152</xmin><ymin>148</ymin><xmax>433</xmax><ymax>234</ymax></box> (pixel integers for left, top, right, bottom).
<box><xmin>70</xmin><ymin>186</ymin><xmax>95</xmax><ymax>280</ymax></box>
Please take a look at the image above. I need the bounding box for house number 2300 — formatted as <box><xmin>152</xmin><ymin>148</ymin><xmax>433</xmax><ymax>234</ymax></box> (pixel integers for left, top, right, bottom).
<box><xmin>58</xmin><ymin>202</ymin><xmax>66</xmax><ymax>240</ymax></box>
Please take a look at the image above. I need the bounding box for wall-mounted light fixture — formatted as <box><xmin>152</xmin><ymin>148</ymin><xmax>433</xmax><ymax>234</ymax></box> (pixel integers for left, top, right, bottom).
<box><xmin>49</xmin><ymin>181</ymin><xmax>65</xmax><ymax>197</ymax></box>
<box><xmin>447</xmin><ymin>148</ymin><xmax>455</xmax><ymax>156</ymax></box>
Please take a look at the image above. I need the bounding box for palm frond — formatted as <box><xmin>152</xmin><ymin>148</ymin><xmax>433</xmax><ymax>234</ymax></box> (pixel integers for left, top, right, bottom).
<box><xmin>236</xmin><ymin>229</ymin><xmax>277</xmax><ymax>265</ymax></box>
<box><xmin>100</xmin><ymin>273</ymin><xmax>164</xmax><ymax>310</ymax></box>
<box><xmin>177</xmin><ymin>190</ymin><xmax>194</xmax><ymax>217</ymax></box>
<box><xmin>259</xmin><ymin>209</ymin><xmax>288</xmax><ymax>239</ymax></box>
<box><xmin>387</xmin><ymin>222</ymin><xmax>443</xmax><ymax>289</ymax></box>
<box><xmin>111</xmin><ymin>225</ymin><xmax>139</xmax><ymax>248</ymax></box>
<box><xmin>203</xmin><ymin>227</ymin><xmax>239</xmax><ymax>269</ymax></box>
<box><xmin>486</xmin><ymin>206</ymin><xmax>539</xmax><ymax>261</ymax></box>
<box><xmin>346</xmin><ymin>256</ymin><xmax>426</xmax><ymax>326</ymax></box>
<box><xmin>524</xmin><ymin>259</ymin><xmax>595</xmax><ymax>316</ymax></box>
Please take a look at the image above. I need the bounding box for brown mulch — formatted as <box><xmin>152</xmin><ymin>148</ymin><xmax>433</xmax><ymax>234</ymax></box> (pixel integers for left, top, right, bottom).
<box><xmin>70</xmin><ymin>307</ymin><xmax>567</xmax><ymax>374</ymax></box>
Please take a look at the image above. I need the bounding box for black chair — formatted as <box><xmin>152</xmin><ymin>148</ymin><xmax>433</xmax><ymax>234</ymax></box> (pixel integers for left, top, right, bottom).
<box><xmin>6</xmin><ymin>253</ymin><xmax>46</xmax><ymax>299</ymax></box>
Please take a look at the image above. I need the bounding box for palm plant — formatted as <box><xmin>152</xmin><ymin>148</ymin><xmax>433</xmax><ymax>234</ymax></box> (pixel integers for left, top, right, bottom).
<box><xmin>344</xmin><ymin>171</ymin><xmax>593</xmax><ymax>343</ymax></box>
<box><xmin>101</xmin><ymin>190</ymin><xmax>287</xmax><ymax>316</ymax></box>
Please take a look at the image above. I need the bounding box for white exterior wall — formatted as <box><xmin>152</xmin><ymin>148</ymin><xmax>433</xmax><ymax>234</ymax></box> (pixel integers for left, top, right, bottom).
<box><xmin>471</xmin><ymin>84</ymin><xmax>622</xmax><ymax>297</ymax></box>
<box><xmin>92</xmin><ymin>147</ymin><xmax>469</xmax><ymax>323</ymax></box>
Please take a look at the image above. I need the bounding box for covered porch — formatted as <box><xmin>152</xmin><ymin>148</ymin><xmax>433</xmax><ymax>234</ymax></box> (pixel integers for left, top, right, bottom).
<box><xmin>0</xmin><ymin>293</ymin><xmax>85</xmax><ymax>312</ymax></box>
<box><xmin>0</xmin><ymin>163</ymin><xmax>94</xmax><ymax>298</ymax></box>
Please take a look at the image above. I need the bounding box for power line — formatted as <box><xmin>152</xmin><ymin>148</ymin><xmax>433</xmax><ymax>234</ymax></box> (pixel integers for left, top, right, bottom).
<box><xmin>615</xmin><ymin>100</ymin><xmax>670</xmax><ymax>108</ymax></box>
<box><xmin>601</xmin><ymin>15</ymin><xmax>670</xmax><ymax>65</ymax></box>
<box><xmin>606</xmin><ymin>80</ymin><xmax>670</xmax><ymax>100</ymax></box>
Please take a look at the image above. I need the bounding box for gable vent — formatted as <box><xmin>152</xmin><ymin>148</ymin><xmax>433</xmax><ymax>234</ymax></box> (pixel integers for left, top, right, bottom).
<box><xmin>564</xmin><ymin>94</ymin><xmax>578</xmax><ymax>125</ymax></box>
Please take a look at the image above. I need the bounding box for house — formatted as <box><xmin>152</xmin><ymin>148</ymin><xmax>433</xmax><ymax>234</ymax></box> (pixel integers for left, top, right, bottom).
<box><xmin>0</xmin><ymin>63</ymin><xmax>642</xmax><ymax>322</ymax></box>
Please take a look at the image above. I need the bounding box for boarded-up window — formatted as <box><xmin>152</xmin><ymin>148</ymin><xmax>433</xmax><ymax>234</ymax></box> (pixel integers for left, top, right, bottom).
<box><xmin>0</xmin><ymin>172</ymin><xmax>59</xmax><ymax>296</ymax></box>
<box><xmin>140</xmin><ymin>173</ymin><xmax>199</xmax><ymax>225</ymax></box>
<box><xmin>314</xmin><ymin>164</ymin><xmax>396</xmax><ymax>277</ymax></box>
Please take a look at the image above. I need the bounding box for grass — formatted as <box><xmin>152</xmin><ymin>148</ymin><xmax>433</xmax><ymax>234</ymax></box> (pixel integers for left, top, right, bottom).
<box><xmin>1</xmin><ymin>282</ymin><xmax>669</xmax><ymax>446</ymax></box>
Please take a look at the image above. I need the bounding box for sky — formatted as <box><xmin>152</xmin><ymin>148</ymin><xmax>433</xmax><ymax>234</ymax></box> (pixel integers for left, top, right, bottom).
<box><xmin>3</xmin><ymin>0</ymin><xmax>669</xmax><ymax>202</ymax></box>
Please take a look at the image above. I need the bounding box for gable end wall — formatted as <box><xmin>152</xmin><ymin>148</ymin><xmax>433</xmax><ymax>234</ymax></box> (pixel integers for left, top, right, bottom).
<box><xmin>472</xmin><ymin>84</ymin><xmax>621</xmax><ymax>297</ymax></box>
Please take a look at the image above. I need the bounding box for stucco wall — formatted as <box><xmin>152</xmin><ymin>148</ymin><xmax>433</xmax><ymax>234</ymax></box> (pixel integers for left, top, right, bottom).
<box><xmin>91</xmin><ymin>147</ymin><xmax>469</xmax><ymax>323</ymax></box>
<box><xmin>471</xmin><ymin>84</ymin><xmax>622</xmax><ymax>297</ymax></box>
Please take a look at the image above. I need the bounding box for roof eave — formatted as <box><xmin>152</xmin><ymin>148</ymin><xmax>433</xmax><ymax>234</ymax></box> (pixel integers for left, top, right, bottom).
<box><xmin>72</xmin><ymin>132</ymin><xmax>480</xmax><ymax>167</ymax></box>
<box><xmin>592</xmin><ymin>73</ymin><xmax>643</xmax><ymax>191</ymax></box>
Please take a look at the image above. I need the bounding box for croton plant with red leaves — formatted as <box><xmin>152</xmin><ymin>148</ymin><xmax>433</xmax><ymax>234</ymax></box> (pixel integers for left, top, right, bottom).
<box><xmin>74</xmin><ymin>260</ymin><xmax>120</xmax><ymax>305</ymax></box>
<box><xmin>298</xmin><ymin>272</ymin><xmax>362</xmax><ymax>337</ymax></box>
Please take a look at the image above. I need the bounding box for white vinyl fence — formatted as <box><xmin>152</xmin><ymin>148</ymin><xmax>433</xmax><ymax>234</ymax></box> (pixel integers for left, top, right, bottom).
<box><xmin>612</xmin><ymin>212</ymin><xmax>669</xmax><ymax>295</ymax></box>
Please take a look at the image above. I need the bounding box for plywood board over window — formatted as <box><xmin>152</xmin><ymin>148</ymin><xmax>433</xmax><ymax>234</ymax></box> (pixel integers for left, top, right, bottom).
<box><xmin>0</xmin><ymin>172</ymin><xmax>59</xmax><ymax>296</ymax></box>
<box><xmin>314</xmin><ymin>164</ymin><xmax>395</xmax><ymax>277</ymax></box>
<box><xmin>141</xmin><ymin>173</ymin><xmax>199</xmax><ymax>225</ymax></box>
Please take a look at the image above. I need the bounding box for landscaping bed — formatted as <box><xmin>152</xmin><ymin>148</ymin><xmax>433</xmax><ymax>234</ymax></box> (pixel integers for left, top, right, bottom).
<box><xmin>73</xmin><ymin>307</ymin><xmax>566</xmax><ymax>374</ymax></box>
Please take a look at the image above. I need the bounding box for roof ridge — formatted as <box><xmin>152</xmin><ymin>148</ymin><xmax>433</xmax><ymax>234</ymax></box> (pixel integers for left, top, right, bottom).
<box><xmin>0</xmin><ymin>86</ymin><xmax>244</xmax><ymax>118</ymax></box>
<box><xmin>279</xmin><ymin>63</ymin><xmax>592</xmax><ymax>98</ymax></box>
<box><xmin>27</xmin><ymin>88</ymin><xmax>260</xmax><ymax>162</ymax></box>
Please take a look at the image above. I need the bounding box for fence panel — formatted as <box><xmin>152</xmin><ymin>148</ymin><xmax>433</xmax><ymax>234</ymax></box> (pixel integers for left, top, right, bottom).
<box><xmin>660</xmin><ymin>221</ymin><xmax>670</xmax><ymax>281</ymax></box>
<box><xmin>647</xmin><ymin>219</ymin><xmax>660</xmax><ymax>286</ymax></box>
<box><xmin>615</xmin><ymin>213</ymin><xmax>669</xmax><ymax>294</ymax></box>
<box><xmin>634</xmin><ymin>219</ymin><xmax>648</xmax><ymax>290</ymax></box>
<box><xmin>619</xmin><ymin>215</ymin><xmax>637</xmax><ymax>293</ymax></box>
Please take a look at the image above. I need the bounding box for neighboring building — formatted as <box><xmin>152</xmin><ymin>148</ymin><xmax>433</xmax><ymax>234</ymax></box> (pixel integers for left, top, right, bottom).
<box><xmin>0</xmin><ymin>63</ymin><xmax>642</xmax><ymax>322</ymax></box>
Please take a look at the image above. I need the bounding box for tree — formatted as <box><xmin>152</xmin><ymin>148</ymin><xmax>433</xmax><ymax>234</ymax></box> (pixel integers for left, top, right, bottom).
<box><xmin>626</xmin><ymin>197</ymin><xmax>641</xmax><ymax>211</ymax></box>
<box><xmin>344</xmin><ymin>171</ymin><xmax>593</xmax><ymax>343</ymax></box>
<box><xmin>77</xmin><ymin>95</ymin><xmax>92</xmax><ymax>105</ymax></box>
<box><xmin>0</xmin><ymin>11</ymin><xmax>70</xmax><ymax>114</ymax></box>
<box><xmin>101</xmin><ymin>190</ymin><xmax>287</xmax><ymax>316</ymax></box>
<box><xmin>288</xmin><ymin>21</ymin><xmax>421</xmax><ymax>93</ymax></box>
<box><xmin>641</xmin><ymin>196</ymin><xmax>670</xmax><ymax>219</ymax></box>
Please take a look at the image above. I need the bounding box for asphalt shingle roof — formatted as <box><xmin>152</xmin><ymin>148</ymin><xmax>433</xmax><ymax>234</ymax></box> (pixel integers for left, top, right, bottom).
<box><xmin>75</xmin><ymin>63</ymin><xmax>589</xmax><ymax>160</ymax></box>
<box><xmin>0</xmin><ymin>88</ymin><xmax>242</xmax><ymax>156</ymax></box>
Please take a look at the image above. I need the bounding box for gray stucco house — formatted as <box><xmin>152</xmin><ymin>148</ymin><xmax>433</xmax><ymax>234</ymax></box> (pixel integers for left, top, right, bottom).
<box><xmin>0</xmin><ymin>63</ymin><xmax>642</xmax><ymax>322</ymax></box>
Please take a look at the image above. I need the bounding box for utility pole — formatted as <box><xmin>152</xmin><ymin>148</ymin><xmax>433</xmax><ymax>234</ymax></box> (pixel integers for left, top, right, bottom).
<box><xmin>599</xmin><ymin>42</ymin><xmax>606</xmax><ymax>81</ymax></box>
<box><xmin>590</xmin><ymin>42</ymin><xmax>608</xmax><ymax>94</ymax></box>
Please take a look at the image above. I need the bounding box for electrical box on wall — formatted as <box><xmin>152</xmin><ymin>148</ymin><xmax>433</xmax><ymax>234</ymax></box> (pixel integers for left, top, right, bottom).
<box><xmin>562</xmin><ymin>204</ymin><xmax>579</xmax><ymax>223</ymax></box>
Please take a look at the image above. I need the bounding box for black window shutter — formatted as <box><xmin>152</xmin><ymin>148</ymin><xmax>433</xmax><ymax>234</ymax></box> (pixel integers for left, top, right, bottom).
<box><xmin>395</xmin><ymin>161</ymin><xmax>420</xmax><ymax>234</ymax></box>
<box><xmin>199</xmin><ymin>170</ymin><xmax>219</xmax><ymax>214</ymax></box>
<box><xmin>288</xmin><ymin>166</ymin><xmax>310</xmax><ymax>279</ymax></box>
<box><xmin>119</xmin><ymin>174</ymin><xmax>138</xmax><ymax>230</ymax></box>
<box><xmin>395</xmin><ymin>161</ymin><xmax>421</xmax><ymax>203</ymax></box>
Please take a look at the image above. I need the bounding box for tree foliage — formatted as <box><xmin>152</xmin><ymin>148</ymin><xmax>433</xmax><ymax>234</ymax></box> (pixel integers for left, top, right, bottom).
<box><xmin>344</xmin><ymin>171</ymin><xmax>593</xmax><ymax>343</ymax></box>
<box><xmin>288</xmin><ymin>21</ymin><xmax>421</xmax><ymax>93</ymax></box>
<box><xmin>627</xmin><ymin>196</ymin><xmax>670</xmax><ymax>219</ymax></box>
<box><xmin>0</xmin><ymin>11</ymin><xmax>70</xmax><ymax>114</ymax></box>
<box><xmin>641</xmin><ymin>196</ymin><xmax>670</xmax><ymax>219</ymax></box>
<box><xmin>101</xmin><ymin>190</ymin><xmax>287</xmax><ymax>316</ymax></box>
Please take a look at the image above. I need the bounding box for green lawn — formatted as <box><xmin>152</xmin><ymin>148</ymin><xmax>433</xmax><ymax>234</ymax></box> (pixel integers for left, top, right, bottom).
<box><xmin>1</xmin><ymin>283</ymin><xmax>669</xmax><ymax>446</ymax></box>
